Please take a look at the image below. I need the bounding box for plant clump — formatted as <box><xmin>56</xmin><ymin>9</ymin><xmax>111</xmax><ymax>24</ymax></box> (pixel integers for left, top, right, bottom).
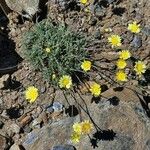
<box><xmin>22</xmin><ymin>20</ymin><xmax>88</xmax><ymax>87</ymax></box>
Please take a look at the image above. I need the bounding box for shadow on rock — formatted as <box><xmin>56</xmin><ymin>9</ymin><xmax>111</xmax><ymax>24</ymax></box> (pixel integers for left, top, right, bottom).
<box><xmin>90</xmin><ymin>129</ymin><xmax>116</xmax><ymax>148</ymax></box>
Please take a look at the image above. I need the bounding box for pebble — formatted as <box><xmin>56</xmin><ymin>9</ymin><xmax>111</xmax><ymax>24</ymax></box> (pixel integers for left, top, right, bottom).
<box><xmin>24</xmin><ymin>126</ymin><xmax>32</xmax><ymax>133</ymax></box>
<box><xmin>10</xmin><ymin>123</ymin><xmax>20</xmax><ymax>134</ymax></box>
<box><xmin>40</xmin><ymin>86</ymin><xmax>46</xmax><ymax>93</ymax></box>
<box><xmin>106</xmin><ymin>0</ymin><xmax>116</xmax><ymax>4</ymax></box>
<box><xmin>19</xmin><ymin>115</ymin><xmax>32</xmax><ymax>127</ymax></box>
<box><xmin>131</xmin><ymin>35</ymin><xmax>142</xmax><ymax>48</ymax></box>
<box><xmin>142</xmin><ymin>27</ymin><xmax>150</xmax><ymax>36</ymax></box>
<box><xmin>94</xmin><ymin>29</ymin><xmax>101</xmax><ymax>39</ymax></box>
<box><xmin>52</xmin><ymin>102</ymin><xmax>64</xmax><ymax>112</ymax></box>
<box><xmin>52</xmin><ymin>145</ymin><xmax>75</xmax><ymax>150</ymax></box>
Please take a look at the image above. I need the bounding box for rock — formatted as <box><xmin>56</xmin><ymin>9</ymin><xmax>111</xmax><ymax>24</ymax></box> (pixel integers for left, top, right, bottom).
<box><xmin>0</xmin><ymin>74</ymin><xmax>10</xmax><ymax>89</ymax></box>
<box><xmin>52</xmin><ymin>145</ymin><xmax>75</xmax><ymax>150</ymax></box>
<box><xmin>19</xmin><ymin>115</ymin><xmax>32</xmax><ymax>127</ymax></box>
<box><xmin>24</xmin><ymin>126</ymin><xmax>32</xmax><ymax>133</ymax></box>
<box><xmin>40</xmin><ymin>86</ymin><xmax>46</xmax><ymax>93</ymax></box>
<box><xmin>1</xmin><ymin>110</ymin><xmax>9</xmax><ymax>119</ymax></box>
<box><xmin>5</xmin><ymin>0</ymin><xmax>40</xmax><ymax>18</ymax></box>
<box><xmin>22</xmin><ymin>117</ymin><xmax>80</xmax><ymax>150</ymax></box>
<box><xmin>0</xmin><ymin>135</ymin><xmax>7</xmax><ymax>150</ymax></box>
<box><xmin>10</xmin><ymin>123</ymin><xmax>20</xmax><ymax>134</ymax></box>
<box><xmin>9</xmin><ymin>143</ymin><xmax>21</xmax><ymax>150</ymax></box>
<box><xmin>0</xmin><ymin>120</ymin><xmax>4</xmax><ymax>129</ymax></box>
<box><xmin>94</xmin><ymin>29</ymin><xmax>101</xmax><ymax>39</ymax></box>
<box><xmin>131</xmin><ymin>35</ymin><xmax>142</xmax><ymax>48</ymax></box>
<box><xmin>52</xmin><ymin>102</ymin><xmax>64</xmax><ymax>112</ymax></box>
<box><xmin>142</xmin><ymin>27</ymin><xmax>150</xmax><ymax>36</ymax></box>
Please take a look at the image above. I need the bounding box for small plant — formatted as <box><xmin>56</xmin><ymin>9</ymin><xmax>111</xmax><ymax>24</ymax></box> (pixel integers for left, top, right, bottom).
<box><xmin>22</xmin><ymin>20</ymin><xmax>88</xmax><ymax>87</ymax></box>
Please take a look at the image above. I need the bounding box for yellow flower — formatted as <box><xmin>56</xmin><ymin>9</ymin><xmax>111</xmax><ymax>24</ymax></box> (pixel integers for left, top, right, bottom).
<box><xmin>25</xmin><ymin>86</ymin><xmax>38</xmax><ymax>103</ymax></box>
<box><xmin>90</xmin><ymin>82</ymin><xmax>101</xmax><ymax>97</ymax></box>
<box><xmin>80</xmin><ymin>0</ymin><xmax>88</xmax><ymax>4</ymax></box>
<box><xmin>73</xmin><ymin>123</ymin><xmax>82</xmax><ymax>135</ymax></box>
<box><xmin>134</xmin><ymin>61</ymin><xmax>146</xmax><ymax>76</ymax></box>
<box><xmin>59</xmin><ymin>75</ymin><xmax>72</xmax><ymax>89</ymax></box>
<box><xmin>45</xmin><ymin>47</ymin><xmax>51</xmax><ymax>53</ymax></box>
<box><xmin>81</xmin><ymin>60</ymin><xmax>92</xmax><ymax>72</ymax></box>
<box><xmin>119</xmin><ymin>50</ymin><xmax>131</xmax><ymax>60</ymax></box>
<box><xmin>108</xmin><ymin>35</ymin><xmax>122</xmax><ymax>47</ymax></box>
<box><xmin>116</xmin><ymin>70</ymin><xmax>127</xmax><ymax>82</ymax></box>
<box><xmin>128</xmin><ymin>21</ymin><xmax>141</xmax><ymax>33</ymax></box>
<box><xmin>116</xmin><ymin>59</ymin><xmax>127</xmax><ymax>69</ymax></box>
<box><xmin>71</xmin><ymin>132</ymin><xmax>81</xmax><ymax>143</ymax></box>
<box><xmin>81</xmin><ymin>120</ymin><xmax>93</xmax><ymax>134</ymax></box>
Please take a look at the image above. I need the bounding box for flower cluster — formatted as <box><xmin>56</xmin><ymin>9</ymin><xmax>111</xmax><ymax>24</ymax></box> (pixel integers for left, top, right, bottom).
<box><xmin>116</xmin><ymin>50</ymin><xmax>131</xmax><ymax>82</ymax></box>
<box><xmin>71</xmin><ymin>120</ymin><xmax>93</xmax><ymax>143</ymax></box>
<box><xmin>108</xmin><ymin>21</ymin><xmax>146</xmax><ymax>82</ymax></box>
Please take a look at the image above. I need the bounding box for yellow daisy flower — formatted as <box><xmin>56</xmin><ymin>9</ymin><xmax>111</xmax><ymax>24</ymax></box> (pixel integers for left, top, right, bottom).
<box><xmin>90</xmin><ymin>82</ymin><xmax>101</xmax><ymax>97</ymax></box>
<box><xmin>73</xmin><ymin>122</ymin><xmax>82</xmax><ymax>135</ymax></box>
<box><xmin>81</xmin><ymin>120</ymin><xmax>93</xmax><ymax>134</ymax></box>
<box><xmin>116</xmin><ymin>70</ymin><xmax>127</xmax><ymax>82</ymax></box>
<box><xmin>108</xmin><ymin>34</ymin><xmax>122</xmax><ymax>47</ymax></box>
<box><xmin>119</xmin><ymin>50</ymin><xmax>131</xmax><ymax>60</ymax></box>
<box><xmin>128</xmin><ymin>21</ymin><xmax>141</xmax><ymax>33</ymax></box>
<box><xmin>81</xmin><ymin>60</ymin><xmax>92</xmax><ymax>72</ymax></box>
<box><xmin>116</xmin><ymin>59</ymin><xmax>127</xmax><ymax>69</ymax></box>
<box><xmin>45</xmin><ymin>47</ymin><xmax>51</xmax><ymax>53</ymax></box>
<box><xmin>25</xmin><ymin>86</ymin><xmax>38</xmax><ymax>103</ymax></box>
<box><xmin>80</xmin><ymin>0</ymin><xmax>88</xmax><ymax>4</ymax></box>
<box><xmin>71</xmin><ymin>132</ymin><xmax>81</xmax><ymax>143</ymax></box>
<box><xmin>59</xmin><ymin>75</ymin><xmax>72</xmax><ymax>89</ymax></box>
<box><xmin>134</xmin><ymin>61</ymin><xmax>146</xmax><ymax>76</ymax></box>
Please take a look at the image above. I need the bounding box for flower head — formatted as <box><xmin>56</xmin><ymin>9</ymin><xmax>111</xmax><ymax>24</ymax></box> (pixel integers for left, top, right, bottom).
<box><xmin>45</xmin><ymin>47</ymin><xmax>51</xmax><ymax>53</ymax></box>
<box><xmin>116</xmin><ymin>70</ymin><xmax>127</xmax><ymax>82</ymax></box>
<box><xmin>80</xmin><ymin>0</ymin><xmax>88</xmax><ymax>4</ymax></box>
<box><xmin>25</xmin><ymin>86</ymin><xmax>38</xmax><ymax>103</ymax></box>
<box><xmin>59</xmin><ymin>75</ymin><xmax>72</xmax><ymax>89</ymax></box>
<box><xmin>71</xmin><ymin>132</ymin><xmax>81</xmax><ymax>143</ymax></box>
<box><xmin>134</xmin><ymin>61</ymin><xmax>146</xmax><ymax>76</ymax></box>
<box><xmin>73</xmin><ymin>122</ymin><xmax>82</xmax><ymax>135</ymax></box>
<box><xmin>116</xmin><ymin>59</ymin><xmax>127</xmax><ymax>69</ymax></box>
<box><xmin>81</xmin><ymin>60</ymin><xmax>92</xmax><ymax>72</ymax></box>
<box><xmin>119</xmin><ymin>50</ymin><xmax>131</xmax><ymax>60</ymax></box>
<box><xmin>108</xmin><ymin>35</ymin><xmax>122</xmax><ymax>47</ymax></box>
<box><xmin>90</xmin><ymin>82</ymin><xmax>101</xmax><ymax>97</ymax></box>
<box><xmin>128</xmin><ymin>21</ymin><xmax>141</xmax><ymax>33</ymax></box>
<box><xmin>81</xmin><ymin>120</ymin><xmax>93</xmax><ymax>134</ymax></box>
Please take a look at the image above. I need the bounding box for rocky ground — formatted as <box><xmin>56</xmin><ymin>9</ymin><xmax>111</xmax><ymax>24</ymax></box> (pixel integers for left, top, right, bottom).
<box><xmin>0</xmin><ymin>0</ymin><xmax>150</xmax><ymax>150</ymax></box>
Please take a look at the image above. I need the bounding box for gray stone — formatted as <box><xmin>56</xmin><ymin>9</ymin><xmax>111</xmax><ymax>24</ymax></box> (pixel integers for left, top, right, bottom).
<box><xmin>142</xmin><ymin>27</ymin><xmax>150</xmax><ymax>36</ymax></box>
<box><xmin>5</xmin><ymin>0</ymin><xmax>40</xmax><ymax>18</ymax></box>
<box><xmin>52</xmin><ymin>102</ymin><xmax>64</xmax><ymax>112</ymax></box>
<box><xmin>52</xmin><ymin>145</ymin><xmax>75</xmax><ymax>150</ymax></box>
<box><xmin>131</xmin><ymin>35</ymin><xmax>142</xmax><ymax>48</ymax></box>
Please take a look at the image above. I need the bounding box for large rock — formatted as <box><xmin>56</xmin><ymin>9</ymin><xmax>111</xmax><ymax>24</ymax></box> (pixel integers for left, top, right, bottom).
<box><xmin>5</xmin><ymin>0</ymin><xmax>40</xmax><ymax>18</ymax></box>
<box><xmin>22</xmin><ymin>117</ymin><xmax>80</xmax><ymax>150</ymax></box>
<box><xmin>22</xmin><ymin>87</ymin><xmax>150</xmax><ymax>150</ymax></box>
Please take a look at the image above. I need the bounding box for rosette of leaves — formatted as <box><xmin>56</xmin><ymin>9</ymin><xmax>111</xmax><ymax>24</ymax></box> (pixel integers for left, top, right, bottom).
<box><xmin>22</xmin><ymin>20</ymin><xmax>88</xmax><ymax>86</ymax></box>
